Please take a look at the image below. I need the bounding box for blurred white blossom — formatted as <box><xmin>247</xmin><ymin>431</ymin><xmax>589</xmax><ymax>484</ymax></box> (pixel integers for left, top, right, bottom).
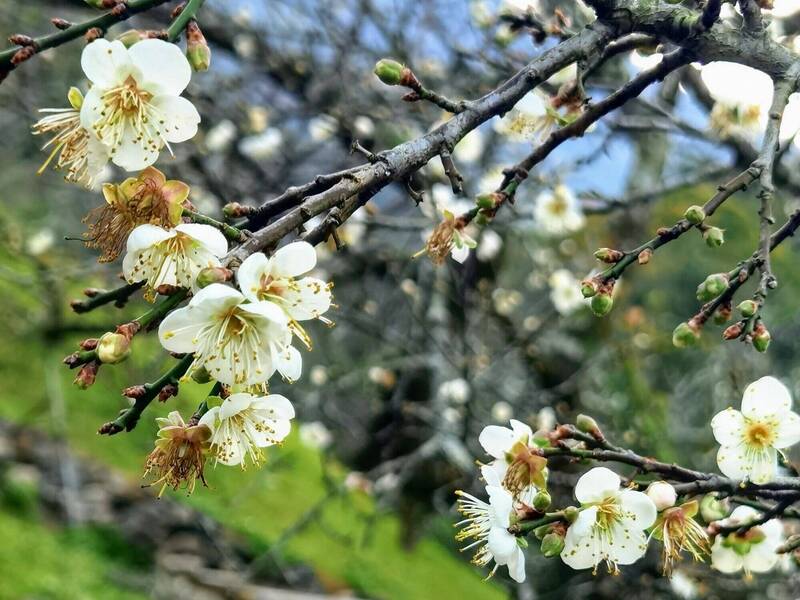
<box><xmin>549</xmin><ymin>269</ymin><xmax>585</xmax><ymax>315</ymax></box>
<box><xmin>534</xmin><ymin>185</ymin><xmax>585</xmax><ymax>235</ymax></box>
<box><xmin>308</xmin><ymin>114</ymin><xmax>338</xmax><ymax>141</ymax></box>
<box><xmin>205</xmin><ymin>119</ymin><xmax>237</xmax><ymax>153</ymax></box>
<box><xmin>26</xmin><ymin>229</ymin><xmax>55</xmax><ymax>256</ymax></box>
<box><xmin>439</xmin><ymin>378</ymin><xmax>471</xmax><ymax>404</ymax></box>
<box><xmin>239</xmin><ymin>128</ymin><xmax>283</xmax><ymax>159</ymax></box>
<box><xmin>477</xmin><ymin>229</ymin><xmax>503</xmax><ymax>262</ymax></box>
<box><xmin>491</xmin><ymin>401</ymin><xmax>514</xmax><ymax>422</ymax></box>
<box><xmin>299</xmin><ymin>421</ymin><xmax>333</xmax><ymax>450</ymax></box>
<box><xmin>711</xmin><ymin>506</ymin><xmax>784</xmax><ymax>574</ymax></box>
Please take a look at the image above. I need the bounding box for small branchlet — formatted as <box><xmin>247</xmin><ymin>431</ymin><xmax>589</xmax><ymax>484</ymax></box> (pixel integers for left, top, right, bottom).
<box><xmin>439</xmin><ymin>149</ymin><xmax>463</xmax><ymax>194</ymax></box>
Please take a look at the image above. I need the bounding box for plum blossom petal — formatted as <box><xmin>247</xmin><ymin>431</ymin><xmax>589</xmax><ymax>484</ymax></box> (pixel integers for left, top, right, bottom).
<box><xmin>741</xmin><ymin>376</ymin><xmax>792</xmax><ymax>420</ymax></box>
<box><xmin>574</xmin><ymin>467</ymin><xmax>620</xmax><ymax>505</ymax></box>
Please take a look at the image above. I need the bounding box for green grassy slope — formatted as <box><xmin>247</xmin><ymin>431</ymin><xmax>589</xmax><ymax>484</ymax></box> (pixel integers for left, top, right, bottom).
<box><xmin>0</xmin><ymin>310</ymin><xmax>506</xmax><ymax>600</ymax></box>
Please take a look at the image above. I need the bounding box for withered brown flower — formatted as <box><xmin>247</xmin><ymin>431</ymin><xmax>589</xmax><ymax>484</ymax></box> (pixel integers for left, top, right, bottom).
<box><xmin>143</xmin><ymin>410</ymin><xmax>212</xmax><ymax>496</ymax></box>
<box><xmin>83</xmin><ymin>166</ymin><xmax>189</xmax><ymax>262</ymax></box>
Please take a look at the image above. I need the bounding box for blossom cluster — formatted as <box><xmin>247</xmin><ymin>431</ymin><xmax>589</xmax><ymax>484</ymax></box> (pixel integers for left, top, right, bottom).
<box><xmin>43</xmin><ymin>35</ymin><xmax>334</xmax><ymax>494</ymax></box>
<box><xmin>455</xmin><ymin>375</ymin><xmax>798</xmax><ymax>583</ymax></box>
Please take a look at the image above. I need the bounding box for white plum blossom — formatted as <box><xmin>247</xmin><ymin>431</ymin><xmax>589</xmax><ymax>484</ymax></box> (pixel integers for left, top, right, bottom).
<box><xmin>479</xmin><ymin>419</ymin><xmax>546</xmax><ymax>501</ymax></box>
<box><xmin>700</xmin><ymin>62</ymin><xmax>800</xmax><ymax>142</ymax></box>
<box><xmin>455</xmin><ymin>485</ymin><xmax>526</xmax><ymax>582</ymax></box>
<box><xmin>711</xmin><ymin>376</ymin><xmax>800</xmax><ymax>484</ymax></box>
<box><xmin>199</xmin><ymin>392</ymin><xmax>295</xmax><ymax>467</ymax></box>
<box><xmin>32</xmin><ymin>87</ymin><xmax>111</xmax><ymax>187</ymax></box>
<box><xmin>122</xmin><ymin>223</ymin><xmax>228</xmax><ymax>296</ymax></box>
<box><xmin>534</xmin><ymin>185</ymin><xmax>585</xmax><ymax>235</ymax></box>
<box><xmin>549</xmin><ymin>269</ymin><xmax>585</xmax><ymax>315</ymax></box>
<box><xmin>494</xmin><ymin>91</ymin><xmax>553</xmax><ymax>141</ymax></box>
<box><xmin>79</xmin><ymin>39</ymin><xmax>200</xmax><ymax>171</ymax></box>
<box><xmin>238</xmin><ymin>127</ymin><xmax>283</xmax><ymax>159</ymax></box>
<box><xmin>561</xmin><ymin>467</ymin><xmax>657</xmax><ymax>573</ymax></box>
<box><xmin>237</xmin><ymin>241</ymin><xmax>333</xmax><ymax>349</ymax></box>
<box><xmin>158</xmin><ymin>283</ymin><xmax>301</xmax><ymax>385</ymax></box>
<box><xmin>711</xmin><ymin>505</ymin><xmax>784</xmax><ymax>575</ymax></box>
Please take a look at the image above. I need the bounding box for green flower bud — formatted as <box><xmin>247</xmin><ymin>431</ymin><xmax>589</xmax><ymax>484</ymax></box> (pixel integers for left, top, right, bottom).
<box><xmin>190</xmin><ymin>365</ymin><xmax>214</xmax><ymax>384</ymax></box>
<box><xmin>696</xmin><ymin>273</ymin><xmax>729</xmax><ymax>302</ymax></box>
<box><xmin>712</xmin><ymin>304</ymin><xmax>732</xmax><ymax>325</ymax></box>
<box><xmin>222</xmin><ymin>202</ymin><xmax>250</xmax><ymax>219</ymax></box>
<box><xmin>593</xmin><ymin>248</ymin><xmax>624</xmax><ymax>263</ymax></box>
<box><xmin>196</xmin><ymin>266</ymin><xmax>233</xmax><ymax>288</ymax></box>
<box><xmin>753</xmin><ymin>326</ymin><xmax>771</xmax><ymax>353</ymax></box>
<box><xmin>580</xmin><ymin>280</ymin><xmax>598</xmax><ymax>298</ymax></box>
<box><xmin>84</xmin><ymin>0</ymin><xmax>108</xmax><ymax>8</ymax></box>
<box><xmin>540</xmin><ymin>531</ymin><xmax>566</xmax><ymax>558</ymax></box>
<box><xmin>186</xmin><ymin>21</ymin><xmax>211</xmax><ymax>72</ymax></box>
<box><xmin>475</xmin><ymin>193</ymin><xmax>495</xmax><ymax>210</ymax></box>
<box><xmin>116</xmin><ymin>29</ymin><xmax>144</xmax><ymax>48</ymax></box>
<box><xmin>532</xmin><ymin>431</ymin><xmax>550</xmax><ymax>447</ymax></box>
<box><xmin>563</xmin><ymin>506</ymin><xmax>579</xmax><ymax>523</ymax></box>
<box><xmin>590</xmin><ymin>292</ymin><xmax>613</xmax><ymax>317</ymax></box>
<box><xmin>533</xmin><ymin>490</ymin><xmax>552</xmax><ymax>512</ymax></box>
<box><xmin>699</xmin><ymin>493</ymin><xmax>729</xmax><ymax>523</ymax></box>
<box><xmin>684</xmin><ymin>205</ymin><xmax>706</xmax><ymax>225</ymax></box>
<box><xmin>533</xmin><ymin>523</ymin><xmax>551</xmax><ymax>540</ymax></box>
<box><xmin>738</xmin><ymin>300</ymin><xmax>758</xmax><ymax>318</ymax></box>
<box><xmin>67</xmin><ymin>87</ymin><xmax>84</xmax><ymax>110</ymax></box>
<box><xmin>576</xmin><ymin>414</ymin><xmax>599</xmax><ymax>435</ymax></box>
<box><xmin>672</xmin><ymin>321</ymin><xmax>700</xmax><ymax>348</ymax></box>
<box><xmin>374</xmin><ymin>59</ymin><xmax>405</xmax><ymax>86</ymax></box>
<box><xmin>474</xmin><ymin>213</ymin><xmax>490</xmax><ymax>226</ymax></box>
<box><xmin>703</xmin><ymin>226</ymin><xmax>725</xmax><ymax>248</ymax></box>
<box><xmin>96</xmin><ymin>332</ymin><xmax>131</xmax><ymax>364</ymax></box>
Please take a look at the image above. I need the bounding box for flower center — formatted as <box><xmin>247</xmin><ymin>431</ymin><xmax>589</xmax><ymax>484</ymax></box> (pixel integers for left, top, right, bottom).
<box><xmin>257</xmin><ymin>273</ymin><xmax>289</xmax><ymax>301</ymax></box>
<box><xmin>193</xmin><ymin>305</ymin><xmax>274</xmax><ymax>384</ymax></box>
<box><xmin>547</xmin><ymin>197</ymin><xmax>568</xmax><ymax>216</ymax></box>
<box><xmin>744</xmin><ymin>421</ymin><xmax>775</xmax><ymax>448</ymax></box>
<box><xmin>595</xmin><ymin>497</ymin><xmax>624</xmax><ymax>530</ymax></box>
<box><xmin>91</xmin><ymin>75</ymin><xmax>164</xmax><ymax>156</ymax></box>
<box><xmin>108</xmin><ymin>76</ymin><xmax>151</xmax><ymax>113</ymax></box>
<box><xmin>503</xmin><ymin>439</ymin><xmax>547</xmax><ymax>495</ymax></box>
